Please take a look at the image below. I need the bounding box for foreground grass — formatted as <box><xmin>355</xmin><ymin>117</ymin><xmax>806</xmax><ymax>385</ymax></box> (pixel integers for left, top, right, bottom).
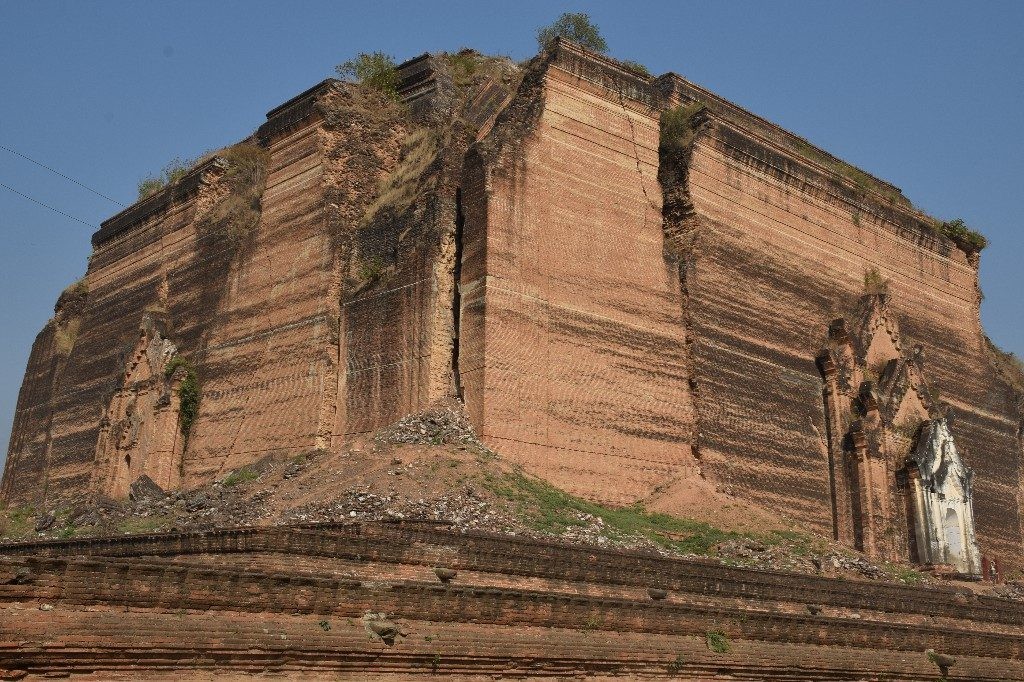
<box><xmin>0</xmin><ymin>505</ymin><xmax>35</xmax><ymax>539</ymax></box>
<box><xmin>116</xmin><ymin>516</ymin><xmax>169</xmax><ymax>535</ymax></box>
<box><xmin>223</xmin><ymin>466</ymin><xmax>260</xmax><ymax>487</ymax></box>
<box><xmin>486</xmin><ymin>471</ymin><xmax>809</xmax><ymax>555</ymax></box>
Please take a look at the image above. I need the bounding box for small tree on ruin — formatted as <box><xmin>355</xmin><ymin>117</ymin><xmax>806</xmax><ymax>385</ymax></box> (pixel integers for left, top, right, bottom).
<box><xmin>536</xmin><ymin>12</ymin><xmax>608</xmax><ymax>53</ymax></box>
<box><xmin>335</xmin><ymin>51</ymin><xmax>400</xmax><ymax>99</ymax></box>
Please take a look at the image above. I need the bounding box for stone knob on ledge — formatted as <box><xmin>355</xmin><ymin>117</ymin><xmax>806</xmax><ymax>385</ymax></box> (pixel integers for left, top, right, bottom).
<box><xmin>434</xmin><ymin>567</ymin><xmax>457</xmax><ymax>583</ymax></box>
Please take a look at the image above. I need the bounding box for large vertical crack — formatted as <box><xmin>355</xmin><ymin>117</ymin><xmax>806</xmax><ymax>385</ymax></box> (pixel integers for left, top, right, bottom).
<box><xmin>617</xmin><ymin>90</ymin><xmax>660</xmax><ymax>217</ymax></box>
<box><xmin>451</xmin><ymin>187</ymin><xmax>466</xmax><ymax>403</ymax></box>
<box><xmin>658</xmin><ymin>106</ymin><xmax>708</xmax><ymax>467</ymax></box>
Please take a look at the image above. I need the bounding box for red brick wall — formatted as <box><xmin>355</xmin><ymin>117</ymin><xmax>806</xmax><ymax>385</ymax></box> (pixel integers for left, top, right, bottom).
<box><xmin>463</xmin><ymin>43</ymin><xmax>1022</xmax><ymax>567</ymax></box>
<box><xmin>462</xmin><ymin>49</ymin><xmax>697</xmax><ymax>504</ymax></box>
<box><xmin>684</xmin><ymin>119</ymin><xmax>1022</xmax><ymax>562</ymax></box>
<box><xmin>2</xmin><ymin>86</ymin><xmax>346</xmax><ymax>503</ymax></box>
<box><xmin>5</xmin><ymin>524</ymin><xmax>1024</xmax><ymax>675</ymax></box>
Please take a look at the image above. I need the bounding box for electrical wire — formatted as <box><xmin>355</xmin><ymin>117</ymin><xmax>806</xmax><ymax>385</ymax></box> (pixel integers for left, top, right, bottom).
<box><xmin>0</xmin><ymin>180</ymin><xmax>97</xmax><ymax>228</ymax></box>
<box><xmin>0</xmin><ymin>144</ymin><xmax>125</xmax><ymax>207</ymax></box>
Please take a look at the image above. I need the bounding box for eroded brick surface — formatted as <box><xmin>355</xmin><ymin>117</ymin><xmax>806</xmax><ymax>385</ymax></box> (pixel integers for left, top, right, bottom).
<box><xmin>2</xmin><ymin>524</ymin><xmax>1024</xmax><ymax>679</ymax></box>
<box><xmin>2</xmin><ymin>38</ymin><xmax>1021</xmax><ymax>625</ymax></box>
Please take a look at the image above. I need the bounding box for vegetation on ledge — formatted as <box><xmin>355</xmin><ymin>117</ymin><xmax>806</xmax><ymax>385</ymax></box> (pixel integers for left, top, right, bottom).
<box><xmin>619</xmin><ymin>59</ymin><xmax>651</xmax><ymax>77</ymax></box>
<box><xmin>863</xmin><ymin>267</ymin><xmax>890</xmax><ymax>295</ymax></box>
<box><xmin>60</xmin><ymin>277</ymin><xmax>88</xmax><ymax>300</ymax></box>
<box><xmin>790</xmin><ymin>139</ymin><xmax>909</xmax><ymax>208</ymax></box>
<box><xmin>936</xmin><ymin>217</ymin><xmax>987</xmax><ymax>254</ymax></box>
<box><xmin>200</xmin><ymin>142</ymin><xmax>270</xmax><ymax>244</ymax></box>
<box><xmin>137</xmin><ymin>157</ymin><xmax>194</xmax><ymax>199</ymax></box>
<box><xmin>660</xmin><ymin>102</ymin><xmax>708</xmax><ymax>157</ymax></box>
<box><xmin>336</xmin><ymin>51</ymin><xmax>400</xmax><ymax>100</ymax></box>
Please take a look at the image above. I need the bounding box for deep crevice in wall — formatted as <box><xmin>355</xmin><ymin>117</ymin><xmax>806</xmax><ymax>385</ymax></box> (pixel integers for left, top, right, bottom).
<box><xmin>451</xmin><ymin>188</ymin><xmax>466</xmax><ymax>403</ymax></box>
<box><xmin>658</xmin><ymin>107</ymin><xmax>708</xmax><ymax>465</ymax></box>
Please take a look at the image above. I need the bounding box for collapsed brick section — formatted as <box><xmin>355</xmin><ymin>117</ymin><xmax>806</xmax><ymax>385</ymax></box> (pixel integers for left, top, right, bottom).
<box><xmin>331</xmin><ymin>53</ymin><xmax>520</xmax><ymax>441</ymax></box>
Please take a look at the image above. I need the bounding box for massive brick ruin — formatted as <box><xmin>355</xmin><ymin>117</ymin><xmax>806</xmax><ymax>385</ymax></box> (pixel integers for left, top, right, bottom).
<box><xmin>3</xmin><ymin>37</ymin><xmax>1021</xmax><ymax>593</ymax></box>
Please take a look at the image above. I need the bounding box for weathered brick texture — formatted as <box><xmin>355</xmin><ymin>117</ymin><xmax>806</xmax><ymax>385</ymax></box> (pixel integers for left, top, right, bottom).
<box><xmin>3</xmin><ymin>41</ymin><xmax>1020</xmax><ymax>576</ymax></box>
<box><xmin>3</xmin><ymin>523</ymin><xmax>1024</xmax><ymax>679</ymax></box>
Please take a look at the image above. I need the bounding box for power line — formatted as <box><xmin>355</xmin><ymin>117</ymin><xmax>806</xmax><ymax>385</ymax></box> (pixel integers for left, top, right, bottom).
<box><xmin>0</xmin><ymin>144</ymin><xmax>126</xmax><ymax>207</ymax></box>
<box><xmin>0</xmin><ymin>180</ymin><xmax>97</xmax><ymax>228</ymax></box>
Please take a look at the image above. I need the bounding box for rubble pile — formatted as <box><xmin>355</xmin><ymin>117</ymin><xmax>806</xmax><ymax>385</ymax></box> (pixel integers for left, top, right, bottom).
<box><xmin>1</xmin><ymin>404</ymin><xmax>1014</xmax><ymax>598</ymax></box>
<box><xmin>278</xmin><ymin>489</ymin><xmax>518</xmax><ymax>533</ymax></box>
<box><xmin>374</xmin><ymin>401</ymin><xmax>485</xmax><ymax>448</ymax></box>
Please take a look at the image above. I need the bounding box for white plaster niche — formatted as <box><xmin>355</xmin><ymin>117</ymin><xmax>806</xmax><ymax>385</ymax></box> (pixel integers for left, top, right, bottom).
<box><xmin>906</xmin><ymin>418</ymin><xmax>982</xmax><ymax>575</ymax></box>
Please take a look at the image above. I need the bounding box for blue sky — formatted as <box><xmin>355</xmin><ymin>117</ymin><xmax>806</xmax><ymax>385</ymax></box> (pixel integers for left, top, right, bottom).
<box><xmin>1</xmin><ymin>1</ymin><xmax>1022</xmax><ymax>460</ymax></box>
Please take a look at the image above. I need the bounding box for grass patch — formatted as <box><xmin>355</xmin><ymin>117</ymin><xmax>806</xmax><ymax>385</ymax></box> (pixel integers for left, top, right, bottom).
<box><xmin>0</xmin><ymin>505</ymin><xmax>35</xmax><ymax>538</ymax></box>
<box><xmin>137</xmin><ymin>157</ymin><xmax>195</xmax><ymax>199</ymax></box>
<box><xmin>117</xmin><ymin>516</ymin><xmax>167</xmax><ymax>535</ymax></box>
<box><xmin>863</xmin><ymin>267</ymin><xmax>889</xmax><ymax>295</ymax></box>
<box><xmin>666</xmin><ymin>653</ymin><xmax>686</xmax><ymax>674</ymax></box>
<box><xmin>937</xmin><ymin>217</ymin><xmax>987</xmax><ymax>254</ymax></box>
<box><xmin>356</xmin><ymin>255</ymin><xmax>386</xmax><ymax>283</ymax></box>
<box><xmin>61</xmin><ymin>277</ymin><xmax>88</xmax><ymax>300</ymax></box>
<box><xmin>56</xmin><ymin>525</ymin><xmax>78</xmax><ymax>539</ymax></box>
<box><xmin>764</xmin><ymin>528</ymin><xmax>823</xmax><ymax>556</ymax></box>
<box><xmin>487</xmin><ymin>472</ymin><xmax>746</xmax><ymax>554</ymax></box>
<box><xmin>885</xmin><ymin>563</ymin><xmax>925</xmax><ymax>585</ymax></box>
<box><xmin>448</xmin><ymin>50</ymin><xmax>479</xmax><ymax>86</ymax></box>
<box><xmin>53</xmin><ymin>317</ymin><xmax>81</xmax><ymax>356</ymax></box>
<box><xmin>706</xmin><ymin>631</ymin><xmax>730</xmax><ymax>654</ymax></box>
<box><xmin>223</xmin><ymin>466</ymin><xmax>259</xmax><ymax>487</ymax></box>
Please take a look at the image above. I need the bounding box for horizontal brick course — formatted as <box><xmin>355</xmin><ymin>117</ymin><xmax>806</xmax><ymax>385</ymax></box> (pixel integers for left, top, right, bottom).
<box><xmin>3</xmin><ymin>522</ymin><xmax>1024</xmax><ymax>678</ymax></box>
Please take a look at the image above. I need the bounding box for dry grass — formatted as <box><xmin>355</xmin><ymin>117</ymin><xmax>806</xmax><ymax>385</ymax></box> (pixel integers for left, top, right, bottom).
<box><xmin>359</xmin><ymin>128</ymin><xmax>438</xmax><ymax>228</ymax></box>
<box><xmin>53</xmin><ymin>317</ymin><xmax>81</xmax><ymax>355</ymax></box>
<box><xmin>200</xmin><ymin>142</ymin><xmax>269</xmax><ymax>244</ymax></box>
<box><xmin>137</xmin><ymin>157</ymin><xmax>195</xmax><ymax>200</ymax></box>
<box><xmin>61</xmin><ymin>278</ymin><xmax>88</xmax><ymax>300</ymax></box>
